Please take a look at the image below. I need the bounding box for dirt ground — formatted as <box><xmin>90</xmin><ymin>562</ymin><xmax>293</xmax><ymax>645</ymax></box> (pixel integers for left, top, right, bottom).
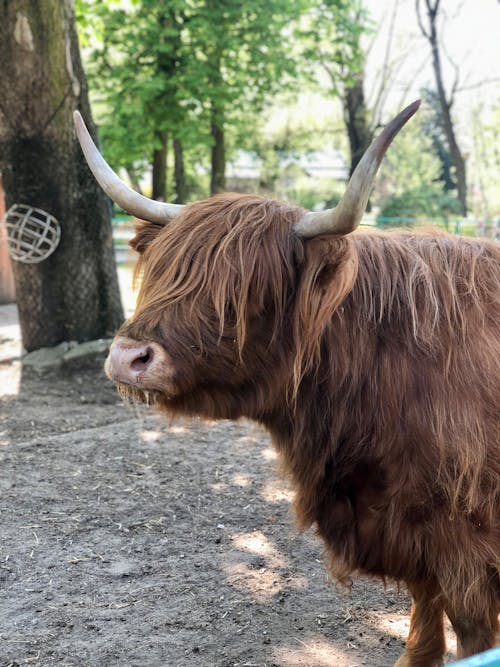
<box><xmin>0</xmin><ymin>301</ymin><xmax>458</xmax><ymax>667</ymax></box>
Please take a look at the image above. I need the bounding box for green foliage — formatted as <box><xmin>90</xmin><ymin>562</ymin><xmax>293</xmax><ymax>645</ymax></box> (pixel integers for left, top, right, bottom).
<box><xmin>377</xmin><ymin>186</ymin><xmax>461</xmax><ymax>225</ymax></box>
<box><xmin>188</xmin><ymin>0</ymin><xmax>303</xmax><ymax>110</ymax></box>
<box><xmin>75</xmin><ymin>0</ymin><xmax>370</xmax><ymax>199</ymax></box>
<box><xmin>297</xmin><ymin>0</ymin><xmax>370</xmax><ymax>95</ymax></box>
<box><xmin>77</xmin><ymin>0</ymin><xmax>204</xmax><ymax>193</ymax></box>
<box><xmin>76</xmin><ymin>0</ymin><xmax>321</xmax><ymax>198</ymax></box>
<box><xmin>421</xmin><ymin>88</ymin><xmax>456</xmax><ymax>192</ymax></box>
<box><xmin>469</xmin><ymin>97</ymin><xmax>500</xmax><ymax>218</ymax></box>
<box><xmin>374</xmin><ymin>109</ymin><xmax>462</xmax><ymax>221</ymax></box>
<box><xmin>239</xmin><ymin>95</ymin><xmax>336</xmax><ymax>188</ymax></box>
<box><xmin>378</xmin><ymin>113</ymin><xmax>442</xmax><ymax>192</ymax></box>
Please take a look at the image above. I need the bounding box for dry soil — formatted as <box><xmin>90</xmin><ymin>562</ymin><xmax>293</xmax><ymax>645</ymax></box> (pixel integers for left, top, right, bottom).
<box><xmin>0</xmin><ymin>310</ymin><xmax>458</xmax><ymax>667</ymax></box>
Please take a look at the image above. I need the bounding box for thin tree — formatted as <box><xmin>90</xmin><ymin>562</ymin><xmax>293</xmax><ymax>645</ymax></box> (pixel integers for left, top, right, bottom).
<box><xmin>79</xmin><ymin>0</ymin><xmax>201</xmax><ymax>204</ymax></box>
<box><xmin>416</xmin><ymin>0</ymin><xmax>467</xmax><ymax>215</ymax></box>
<box><xmin>0</xmin><ymin>0</ymin><xmax>123</xmax><ymax>351</ymax></box>
<box><xmin>310</xmin><ymin>0</ymin><xmax>411</xmax><ymax>179</ymax></box>
<box><xmin>191</xmin><ymin>0</ymin><xmax>305</xmax><ymax>196</ymax></box>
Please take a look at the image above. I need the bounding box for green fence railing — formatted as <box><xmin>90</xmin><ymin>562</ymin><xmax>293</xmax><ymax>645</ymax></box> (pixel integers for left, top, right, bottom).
<box><xmin>111</xmin><ymin>215</ymin><xmax>500</xmax><ymax>264</ymax></box>
<box><xmin>374</xmin><ymin>216</ymin><xmax>500</xmax><ymax>239</ymax></box>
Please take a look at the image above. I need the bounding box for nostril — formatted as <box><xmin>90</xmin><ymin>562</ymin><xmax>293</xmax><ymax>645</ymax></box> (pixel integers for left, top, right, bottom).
<box><xmin>106</xmin><ymin>338</ymin><xmax>169</xmax><ymax>386</ymax></box>
<box><xmin>130</xmin><ymin>346</ymin><xmax>154</xmax><ymax>373</ymax></box>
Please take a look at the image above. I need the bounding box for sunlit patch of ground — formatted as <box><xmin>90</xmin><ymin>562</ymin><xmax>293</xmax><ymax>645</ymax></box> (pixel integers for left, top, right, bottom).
<box><xmin>224</xmin><ymin>530</ymin><xmax>308</xmax><ymax>603</ymax></box>
<box><xmin>167</xmin><ymin>425</ymin><xmax>187</xmax><ymax>434</ymax></box>
<box><xmin>273</xmin><ymin>634</ymin><xmax>362</xmax><ymax>666</ymax></box>
<box><xmin>370</xmin><ymin>610</ymin><xmax>457</xmax><ymax>661</ymax></box>
<box><xmin>0</xmin><ymin>303</ymin><xmax>21</xmax><ymax>401</ymax></box>
<box><xmin>117</xmin><ymin>265</ymin><xmax>137</xmax><ymax>317</ymax></box>
<box><xmin>0</xmin><ymin>359</ymin><xmax>20</xmax><ymax>398</ymax></box>
<box><xmin>232</xmin><ymin>472</ymin><xmax>252</xmax><ymax>487</ymax></box>
<box><xmin>140</xmin><ymin>429</ymin><xmax>162</xmax><ymax>443</ymax></box>
<box><xmin>261</xmin><ymin>445</ymin><xmax>278</xmax><ymax>461</ymax></box>
<box><xmin>261</xmin><ymin>477</ymin><xmax>295</xmax><ymax>504</ymax></box>
<box><xmin>233</xmin><ymin>530</ymin><xmax>288</xmax><ymax>569</ymax></box>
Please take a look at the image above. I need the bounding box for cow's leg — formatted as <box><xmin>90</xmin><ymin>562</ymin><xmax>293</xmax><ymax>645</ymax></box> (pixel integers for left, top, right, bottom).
<box><xmin>394</xmin><ymin>583</ymin><xmax>445</xmax><ymax>667</ymax></box>
<box><xmin>444</xmin><ymin>600</ymin><xmax>499</xmax><ymax>659</ymax></box>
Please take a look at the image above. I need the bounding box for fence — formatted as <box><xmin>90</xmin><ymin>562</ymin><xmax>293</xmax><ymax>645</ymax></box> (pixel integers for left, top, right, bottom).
<box><xmin>2</xmin><ymin>212</ymin><xmax>498</xmax><ymax>292</ymax></box>
<box><xmin>111</xmin><ymin>215</ymin><xmax>500</xmax><ymax>266</ymax></box>
<box><xmin>374</xmin><ymin>216</ymin><xmax>500</xmax><ymax>240</ymax></box>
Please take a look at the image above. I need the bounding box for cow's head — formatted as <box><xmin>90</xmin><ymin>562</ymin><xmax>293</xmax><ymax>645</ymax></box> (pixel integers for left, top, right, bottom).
<box><xmin>74</xmin><ymin>102</ymin><xmax>419</xmax><ymax>419</ymax></box>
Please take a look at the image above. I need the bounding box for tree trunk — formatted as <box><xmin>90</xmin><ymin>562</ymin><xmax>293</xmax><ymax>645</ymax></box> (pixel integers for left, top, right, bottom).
<box><xmin>417</xmin><ymin>0</ymin><xmax>467</xmax><ymax>216</ymax></box>
<box><xmin>422</xmin><ymin>89</ymin><xmax>456</xmax><ymax>192</ymax></box>
<box><xmin>152</xmin><ymin>130</ymin><xmax>168</xmax><ymax>201</ymax></box>
<box><xmin>210</xmin><ymin>50</ymin><xmax>226</xmax><ymax>195</ymax></box>
<box><xmin>173</xmin><ymin>138</ymin><xmax>187</xmax><ymax>203</ymax></box>
<box><xmin>125</xmin><ymin>168</ymin><xmax>144</xmax><ymax>195</ymax></box>
<box><xmin>343</xmin><ymin>76</ymin><xmax>373</xmax><ymax>178</ymax></box>
<box><xmin>0</xmin><ymin>0</ymin><xmax>123</xmax><ymax>351</ymax></box>
<box><xmin>210</xmin><ymin>106</ymin><xmax>226</xmax><ymax>195</ymax></box>
<box><xmin>429</xmin><ymin>34</ymin><xmax>467</xmax><ymax>216</ymax></box>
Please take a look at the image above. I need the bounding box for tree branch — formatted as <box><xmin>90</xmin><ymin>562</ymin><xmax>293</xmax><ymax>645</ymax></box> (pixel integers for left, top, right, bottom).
<box><xmin>318</xmin><ymin>51</ymin><xmax>343</xmax><ymax>96</ymax></box>
<box><xmin>425</xmin><ymin>0</ymin><xmax>440</xmax><ymax>21</ymax></box>
<box><xmin>394</xmin><ymin>51</ymin><xmax>431</xmax><ymax>112</ymax></box>
<box><xmin>456</xmin><ymin>77</ymin><xmax>500</xmax><ymax>93</ymax></box>
<box><xmin>415</xmin><ymin>0</ymin><xmax>431</xmax><ymax>40</ymax></box>
<box><xmin>371</xmin><ymin>0</ymin><xmax>401</xmax><ymax>128</ymax></box>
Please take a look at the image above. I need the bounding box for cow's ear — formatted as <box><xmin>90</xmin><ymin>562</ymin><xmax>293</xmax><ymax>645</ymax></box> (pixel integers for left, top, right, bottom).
<box><xmin>129</xmin><ymin>219</ymin><xmax>165</xmax><ymax>254</ymax></box>
<box><xmin>294</xmin><ymin>236</ymin><xmax>357</xmax><ymax>384</ymax></box>
<box><xmin>301</xmin><ymin>236</ymin><xmax>358</xmax><ymax>320</ymax></box>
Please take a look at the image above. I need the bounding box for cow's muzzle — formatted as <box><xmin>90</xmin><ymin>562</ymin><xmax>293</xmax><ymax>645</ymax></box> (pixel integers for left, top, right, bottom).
<box><xmin>105</xmin><ymin>336</ymin><xmax>174</xmax><ymax>391</ymax></box>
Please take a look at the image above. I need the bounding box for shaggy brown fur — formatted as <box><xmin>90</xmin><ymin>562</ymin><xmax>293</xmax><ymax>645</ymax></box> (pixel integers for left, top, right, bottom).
<box><xmin>117</xmin><ymin>193</ymin><xmax>499</xmax><ymax>666</ymax></box>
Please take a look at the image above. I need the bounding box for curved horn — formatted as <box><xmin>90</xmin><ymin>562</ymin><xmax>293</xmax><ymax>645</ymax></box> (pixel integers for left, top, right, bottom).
<box><xmin>73</xmin><ymin>111</ymin><xmax>184</xmax><ymax>223</ymax></box>
<box><xmin>294</xmin><ymin>100</ymin><xmax>421</xmax><ymax>239</ymax></box>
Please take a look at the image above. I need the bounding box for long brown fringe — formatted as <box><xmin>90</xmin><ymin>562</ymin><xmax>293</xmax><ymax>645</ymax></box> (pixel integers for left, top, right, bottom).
<box><xmin>126</xmin><ymin>194</ymin><xmax>499</xmax><ymax>618</ymax></box>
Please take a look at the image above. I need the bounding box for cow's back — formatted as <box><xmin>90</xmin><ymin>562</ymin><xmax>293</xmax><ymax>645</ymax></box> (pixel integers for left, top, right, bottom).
<box><xmin>285</xmin><ymin>230</ymin><xmax>500</xmax><ymax>607</ymax></box>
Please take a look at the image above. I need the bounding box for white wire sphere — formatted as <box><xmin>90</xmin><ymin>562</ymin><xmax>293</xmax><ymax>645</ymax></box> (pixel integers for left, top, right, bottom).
<box><xmin>5</xmin><ymin>204</ymin><xmax>61</xmax><ymax>264</ymax></box>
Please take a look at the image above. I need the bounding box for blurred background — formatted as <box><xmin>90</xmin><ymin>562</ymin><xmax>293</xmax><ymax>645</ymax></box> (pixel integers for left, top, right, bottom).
<box><xmin>0</xmin><ymin>0</ymin><xmax>499</xmax><ymax>350</ymax></box>
<box><xmin>77</xmin><ymin>0</ymin><xmax>500</xmax><ymax>236</ymax></box>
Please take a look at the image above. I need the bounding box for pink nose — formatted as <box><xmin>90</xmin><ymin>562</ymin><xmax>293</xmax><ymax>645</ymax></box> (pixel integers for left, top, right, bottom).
<box><xmin>105</xmin><ymin>336</ymin><xmax>166</xmax><ymax>386</ymax></box>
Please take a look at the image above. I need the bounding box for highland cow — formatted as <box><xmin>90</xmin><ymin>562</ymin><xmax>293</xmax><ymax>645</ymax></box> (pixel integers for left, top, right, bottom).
<box><xmin>74</xmin><ymin>101</ymin><xmax>500</xmax><ymax>667</ymax></box>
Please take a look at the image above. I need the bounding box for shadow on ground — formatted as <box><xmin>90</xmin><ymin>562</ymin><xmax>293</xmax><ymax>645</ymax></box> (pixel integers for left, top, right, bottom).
<box><xmin>0</xmin><ymin>350</ymin><xmax>457</xmax><ymax>667</ymax></box>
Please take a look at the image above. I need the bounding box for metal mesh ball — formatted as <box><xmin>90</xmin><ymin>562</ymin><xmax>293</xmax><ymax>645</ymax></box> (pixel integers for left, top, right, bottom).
<box><xmin>5</xmin><ymin>204</ymin><xmax>61</xmax><ymax>264</ymax></box>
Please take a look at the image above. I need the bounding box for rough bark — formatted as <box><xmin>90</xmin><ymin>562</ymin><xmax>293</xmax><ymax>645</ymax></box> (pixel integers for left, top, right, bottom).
<box><xmin>208</xmin><ymin>45</ymin><xmax>226</xmax><ymax>196</ymax></box>
<box><xmin>173</xmin><ymin>138</ymin><xmax>187</xmax><ymax>204</ymax></box>
<box><xmin>343</xmin><ymin>75</ymin><xmax>373</xmax><ymax>179</ymax></box>
<box><xmin>210</xmin><ymin>105</ymin><xmax>226</xmax><ymax>195</ymax></box>
<box><xmin>421</xmin><ymin>88</ymin><xmax>456</xmax><ymax>192</ymax></box>
<box><xmin>0</xmin><ymin>0</ymin><xmax>124</xmax><ymax>351</ymax></box>
<box><xmin>416</xmin><ymin>0</ymin><xmax>467</xmax><ymax>215</ymax></box>
<box><xmin>152</xmin><ymin>130</ymin><xmax>168</xmax><ymax>201</ymax></box>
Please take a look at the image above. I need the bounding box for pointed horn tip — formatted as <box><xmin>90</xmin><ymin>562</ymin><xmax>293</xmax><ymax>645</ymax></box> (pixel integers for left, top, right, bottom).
<box><xmin>293</xmin><ymin>100</ymin><xmax>422</xmax><ymax>240</ymax></box>
<box><xmin>73</xmin><ymin>110</ymin><xmax>83</xmax><ymax>128</ymax></box>
<box><xmin>407</xmin><ymin>98</ymin><xmax>421</xmax><ymax>113</ymax></box>
<box><xmin>400</xmin><ymin>99</ymin><xmax>421</xmax><ymax>122</ymax></box>
<box><xmin>375</xmin><ymin>99</ymin><xmax>422</xmax><ymax>154</ymax></box>
<box><xmin>73</xmin><ymin>110</ymin><xmax>89</xmax><ymax>145</ymax></box>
